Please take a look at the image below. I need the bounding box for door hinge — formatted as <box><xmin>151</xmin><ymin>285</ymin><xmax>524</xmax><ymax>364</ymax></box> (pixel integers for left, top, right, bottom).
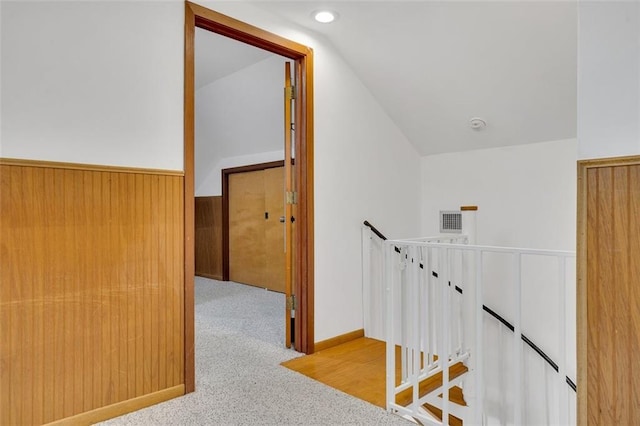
<box><xmin>287</xmin><ymin>295</ymin><xmax>297</xmax><ymax>310</ymax></box>
<box><xmin>286</xmin><ymin>191</ymin><xmax>298</xmax><ymax>205</ymax></box>
<box><xmin>285</xmin><ymin>85</ymin><xmax>296</xmax><ymax>100</ymax></box>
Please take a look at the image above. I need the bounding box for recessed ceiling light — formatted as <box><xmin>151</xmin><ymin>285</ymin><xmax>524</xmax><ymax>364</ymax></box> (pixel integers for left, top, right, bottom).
<box><xmin>313</xmin><ymin>10</ymin><xmax>338</xmax><ymax>24</ymax></box>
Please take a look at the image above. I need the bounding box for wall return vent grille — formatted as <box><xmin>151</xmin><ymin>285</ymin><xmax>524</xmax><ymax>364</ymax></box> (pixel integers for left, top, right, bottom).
<box><xmin>440</xmin><ymin>211</ymin><xmax>462</xmax><ymax>234</ymax></box>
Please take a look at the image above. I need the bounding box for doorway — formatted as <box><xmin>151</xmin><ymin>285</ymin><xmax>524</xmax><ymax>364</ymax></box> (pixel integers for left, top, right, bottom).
<box><xmin>184</xmin><ymin>2</ymin><xmax>315</xmax><ymax>393</ymax></box>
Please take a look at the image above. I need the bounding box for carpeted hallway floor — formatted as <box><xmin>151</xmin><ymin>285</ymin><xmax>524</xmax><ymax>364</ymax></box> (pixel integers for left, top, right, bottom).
<box><xmin>99</xmin><ymin>277</ymin><xmax>410</xmax><ymax>425</ymax></box>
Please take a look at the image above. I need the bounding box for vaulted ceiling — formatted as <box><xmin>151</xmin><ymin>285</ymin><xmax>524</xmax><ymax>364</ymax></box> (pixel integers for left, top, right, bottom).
<box><xmin>195</xmin><ymin>27</ymin><xmax>272</xmax><ymax>89</ymax></box>
<box><xmin>199</xmin><ymin>1</ymin><xmax>578</xmax><ymax>157</ymax></box>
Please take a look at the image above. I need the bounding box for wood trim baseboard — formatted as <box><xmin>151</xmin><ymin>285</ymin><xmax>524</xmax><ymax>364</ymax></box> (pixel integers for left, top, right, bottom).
<box><xmin>45</xmin><ymin>385</ymin><xmax>185</xmax><ymax>426</ymax></box>
<box><xmin>0</xmin><ymin>157</ymin><xmax>184</xmax><ymax>176</ymax></box>
<box><xmin>313</xmin><ymin>329</ymin><xmax>365</xmax><ymax>352</ymax></box>
<box><xmin>195</xmin><ymin>272</ymin><xmax>223</xmax><ymax>281</ymax></box>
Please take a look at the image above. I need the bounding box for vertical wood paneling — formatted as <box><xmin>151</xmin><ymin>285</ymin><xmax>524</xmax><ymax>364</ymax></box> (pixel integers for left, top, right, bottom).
<box><xmin>31</xmin><ymin>168</ymin><xmax>45</xmax><ymax>425</ymax></box>
<box><xmin>597</xmin><ymin>168</ymin><xmax>613</xmax><ymax>424</ymax></box>
<box><xmin>9</xmin><ymin>166</ymin><xmax>23</xmax><ymax>425</ymax></box>
<box><xmin>150</xmin><ymin>175</ymin><xmax>159</xmax><ymax>394</ymax></box>
<box><xmin>175</xmin><ymin>176</ymin><xmax>185</xmax><ymax>385</ymax></box>
<box><xmin>0</xmin><ymin>168</ymin><xmax>9</xmax><ymax>424</ymax></box>
<box><xmin>165</xmin><ymin>177</ymin><xmax>175</xmax><ymax>388</ymax></box>
<box><xmin>158</xmin><ymin>177</ymin><xmax>167</xmax><ymax>392</ymax></box>
<box><xmin>585</xmin><ymin>168</ymin><xmax>599</xmax><ymax>425</ymax></box>
<box><xmin>613</xmin><ymin>167</ymin><xmax>630</xmax><ymax>424</ymax></box>
<box><xmin>134</xmin><ymin>173</ymin><xmax>144</xmax><ymax>398</ymax></box>
<box><xmin>583</xmin><ymin>161</ymin><xmax>640</xmax><ymax>424</ymax></box>
<box><xmin>0</xmin><ymin>161</ymin><xmax>184</xmax><ymax>425</ymax></box>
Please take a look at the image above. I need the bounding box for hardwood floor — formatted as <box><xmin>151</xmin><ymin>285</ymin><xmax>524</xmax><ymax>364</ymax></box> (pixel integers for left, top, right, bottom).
<box><xmin>282</xmin><ymin>337</ymin><xmax>388</xmax><ymax>407</ymax></box>
<box><xmin>282</xmin><ymin>337</ymin><xmax>466</xmax><ymax>425</ymax></box>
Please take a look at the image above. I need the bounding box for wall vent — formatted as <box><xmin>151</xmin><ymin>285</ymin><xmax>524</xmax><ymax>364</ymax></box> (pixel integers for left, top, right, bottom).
<box><xmin>440</xmin><ymin>211</ymin><xmax>462</xmax><ymax>234</ymax></box>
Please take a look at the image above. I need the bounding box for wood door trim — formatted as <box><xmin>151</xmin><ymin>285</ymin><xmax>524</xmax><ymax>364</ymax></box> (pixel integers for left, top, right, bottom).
<box><xmin>184</xmin><ymin>1</ymin><xmax>315</xmax><ymax>393</ymax></box>
<box><xmin>187</xmin><ymin>2</ymin><xmax>312</xmax><ymax>59</ymax></box>
<box><xmin>222</xmin><ymin>160</ymin><xmax>285</xmax><ymax>283</ymax></box>
<box><xmin>576</xmin><ymin>154</ymin><xmax>640</xmax><ymax>425</ymax></box>
<box><xmin>184</xmin><ymin>2</ymin><xmax>196</xmax><ymax>394</ymax></box>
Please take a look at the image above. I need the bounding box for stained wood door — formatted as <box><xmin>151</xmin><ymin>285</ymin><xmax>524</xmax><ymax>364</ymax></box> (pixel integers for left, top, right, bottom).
<box><xmin>229</xmin><ymin>170</ymin><xmax>266</xmax><ymax>287</ymax></box>
<box><xmin>264</xmin><ymin>167</ymin><xmax>286</xmax><ymax>292</ymax></box>
<box><xmin>284</xmin><ymin>62</ymin><xmax>295</xmax><ymax>348</ymax></box>
<box><xmin>228</xmin><ymin>167</ymin><xmax>285</xmax><ymax>292</ymax></box>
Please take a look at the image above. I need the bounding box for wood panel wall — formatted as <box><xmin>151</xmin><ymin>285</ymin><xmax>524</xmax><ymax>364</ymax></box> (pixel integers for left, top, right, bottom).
<box><xmin>578</xmin><ymin>158</ymin><xmax>640</xmax><ymax>425</ymax></box>
<box><xmin>195</xmin><ymin>196</ymin><xmax>222</xmax><ymax>280</ymax></box>
<box><xmin>0</xmin><ymin>160</ymin><xmax>185</xmax><ymax>425</ymax></box>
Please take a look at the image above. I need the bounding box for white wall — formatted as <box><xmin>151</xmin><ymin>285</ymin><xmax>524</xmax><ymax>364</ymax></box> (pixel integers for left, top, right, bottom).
<box><xmin>420</xmin><ymin>138</ymin><xmax>578</xmax><ymax>384</ymax></box>
<box><xmin>1</xmin><ymin>0</ymin><xmax>422</xmax><ymax>342</ymax></box>
<box><xmin>578</xmin><ymin>1</ymin><xmax>640</xmax><ymax>159</ymax></box>
<box><xmin>421</xmin><ymin>139</ymin><xmax>576</xmax><ymax>250</ymax></box>
<box><xmin>0</xmin><ymin>1</ymin><xmax>184</xmax><ymax>170</ymax></box>
<box><xmin>195</xmin><ymin>55</ymin><xmax>286</xmax><ymax>195</ymax></box>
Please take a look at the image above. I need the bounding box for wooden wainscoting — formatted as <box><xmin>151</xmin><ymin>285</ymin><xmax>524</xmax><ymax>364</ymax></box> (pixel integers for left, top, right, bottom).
<box><xmin>577</xmin><ymin>156</ymin><xmax>640</xmax><ymax>425</ymax></box>
<box><xmin>195</xmin><ymin>196</ymin><xmax>222</xmax><ymax>280</ymax></box>
<box><xmin>0</xmin><ymin>159</ymin><xmax>185</xmax><ymax>425</ymax></box>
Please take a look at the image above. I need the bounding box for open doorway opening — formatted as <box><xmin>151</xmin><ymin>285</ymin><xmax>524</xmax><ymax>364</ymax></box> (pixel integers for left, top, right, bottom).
<box><xmin>193</xmin><ymin>26</ymin><xmax>291</xmax><ymax>331</ymax></box>
<box><xmin>184</xmin><ymin>2</ymin><xmax>315</xmax><ymax>392</ymax></box>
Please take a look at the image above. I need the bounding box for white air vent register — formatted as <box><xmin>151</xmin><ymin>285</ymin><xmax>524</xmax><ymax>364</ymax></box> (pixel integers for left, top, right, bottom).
<box><xmin>440</xmin><ymin>211</ymin><xmax>463</xmax><ymax>234</ymax></box>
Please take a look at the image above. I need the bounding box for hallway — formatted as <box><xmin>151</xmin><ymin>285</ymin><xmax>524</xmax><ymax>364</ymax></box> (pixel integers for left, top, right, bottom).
<box><xmin>100</xmin><ymin>278</ymin><xmax>409</xmax><ymax>425</ymax></box>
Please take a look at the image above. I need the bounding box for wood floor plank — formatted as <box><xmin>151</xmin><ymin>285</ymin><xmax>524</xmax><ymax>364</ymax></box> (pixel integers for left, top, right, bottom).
<box><xmin>283</xmin><ymin>338</ymin><xmax>387</xmax><ymax>407</ymax></box>
<box><xmin>282</xmin><ymin>336</ymin><xmax>467</xmax><ymax>417</ymax></box>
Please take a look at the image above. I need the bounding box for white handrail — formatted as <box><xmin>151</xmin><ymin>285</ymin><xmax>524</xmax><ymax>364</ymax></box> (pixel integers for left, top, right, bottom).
<box><xmin>387</xmin><ymin>239</ymin><xmax>575</xmax><ymax>257</ymax></box>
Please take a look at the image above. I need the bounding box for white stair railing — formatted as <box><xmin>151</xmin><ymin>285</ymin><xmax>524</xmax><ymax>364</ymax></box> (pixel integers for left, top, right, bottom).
<box><xmin>382</xmin><ymin>237</ymin><xmax>576</xmax><ymax>426</ymax></box>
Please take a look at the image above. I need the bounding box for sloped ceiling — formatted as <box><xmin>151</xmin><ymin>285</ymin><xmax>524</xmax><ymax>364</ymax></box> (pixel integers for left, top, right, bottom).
<box><xmin>196</xmin><ymin>27</ymin><xmax>272</xmax><ymax>89</ymax></box>
<box><xmin>253</xmin><ymin>1</ymin><xmax>578</xmax><ymax>156</ymax></box>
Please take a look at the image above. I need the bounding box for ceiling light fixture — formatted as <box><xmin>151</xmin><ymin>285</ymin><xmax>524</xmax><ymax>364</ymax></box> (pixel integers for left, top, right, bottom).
<box><xmin>313</xmin><ymin>10</ymin><xmax>338</xmax><ymax>24</ymax></box>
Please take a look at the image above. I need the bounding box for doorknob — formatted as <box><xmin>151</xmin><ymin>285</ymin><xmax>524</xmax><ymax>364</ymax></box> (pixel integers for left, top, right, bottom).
<box><xmin>279</xmin><ymin>216</ymin><xmax>286</xmax><ymax>223</ymax></box>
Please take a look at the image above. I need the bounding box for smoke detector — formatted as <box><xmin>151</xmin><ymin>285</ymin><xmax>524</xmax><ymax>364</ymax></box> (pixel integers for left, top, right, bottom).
<box><xmin>469</xmin><ymin>117</ymin><xmax>487</xmax><ymax>130</ymax></box>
